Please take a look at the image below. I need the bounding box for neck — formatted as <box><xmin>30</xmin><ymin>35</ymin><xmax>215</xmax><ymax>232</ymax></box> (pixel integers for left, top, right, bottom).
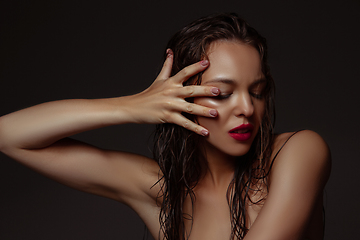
<box><xmin>200</xmin><ymin>143</ymin><xmax>237</xmax><ymax>189</ymax></box>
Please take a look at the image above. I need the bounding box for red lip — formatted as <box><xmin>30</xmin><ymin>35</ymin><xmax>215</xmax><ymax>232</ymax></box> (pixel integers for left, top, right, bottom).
<box><xmin>228</xmin><ymin>123</ymin><xmax>254</xmax><ymax>141</ymax></box>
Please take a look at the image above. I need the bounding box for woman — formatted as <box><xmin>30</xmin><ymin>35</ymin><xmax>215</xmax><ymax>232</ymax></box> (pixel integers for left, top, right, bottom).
<box><xmin>0</xmin><ymin>13</ymin><xmax>330</xmax><ymax>240</ymax></box>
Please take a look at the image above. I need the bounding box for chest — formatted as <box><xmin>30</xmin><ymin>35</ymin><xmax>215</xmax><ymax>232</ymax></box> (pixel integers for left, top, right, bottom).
<box><xmin>182</xmin><ymin>188</ymin><xmax>265</xmax><ymax>240</ymax></box>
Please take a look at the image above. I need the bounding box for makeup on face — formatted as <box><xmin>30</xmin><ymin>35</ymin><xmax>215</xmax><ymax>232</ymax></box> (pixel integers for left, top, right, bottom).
<box><xmin>228</xmin><ymin>123</ymin><xmax>254</xmax><ymax>141</ymax></box>
<box><xmin>194</xmin><ymin>40</ymin><xmax>266</xmax><ymax>158</ymax></box>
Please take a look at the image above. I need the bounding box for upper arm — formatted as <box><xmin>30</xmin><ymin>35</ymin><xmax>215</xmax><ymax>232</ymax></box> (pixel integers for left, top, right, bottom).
<box><xmin>2</xmin><ymin>138</ymin><xmax>161</xmax><ymax>206</ymax></box>
<box><xmin>244</xmin><ymin>130</ymin><xmax>331</xmax><ymax>240</ymax></box>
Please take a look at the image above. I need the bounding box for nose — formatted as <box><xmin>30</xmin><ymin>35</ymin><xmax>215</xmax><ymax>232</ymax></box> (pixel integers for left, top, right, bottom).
<box><xmin>233</xmin><ymin>93</ymin><xmax>254</xmax><ymax>117</ymax></box>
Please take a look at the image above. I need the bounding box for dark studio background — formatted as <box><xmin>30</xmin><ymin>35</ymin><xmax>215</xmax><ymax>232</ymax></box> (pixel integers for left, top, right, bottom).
<box><xmin>0</xmin><ymin>0</ymin><xmax>359</xmax><ymax>239</ymax></box>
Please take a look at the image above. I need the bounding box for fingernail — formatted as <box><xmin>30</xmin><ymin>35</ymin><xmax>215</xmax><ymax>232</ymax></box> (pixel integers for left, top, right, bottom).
<box><xmin>209</xmin><ymin>109</ymin><xmax>217</xmax><ymax>117</ymax></box>
<box><xmin>201</xmin><ymin>129</ymin><xmax>209</xmax><ymax>136</ymax></box>
<box><xmin>166</xmin><ymin>49</ymin><xmax>173</xmax><ymax>58</ymax></box>
<box><xmin>211</xmin><ymin>87</ymin><xmax>219</xmax><ymax>95</ymax></box>
<box><xmin>200</xmin><ymin>60</ymin><xmax>209</xmax><ymax>67</ymax></box>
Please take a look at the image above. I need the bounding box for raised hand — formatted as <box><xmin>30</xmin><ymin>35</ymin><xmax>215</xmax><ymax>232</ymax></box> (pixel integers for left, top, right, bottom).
<box><xmin>128</xmin><ymin>49</ymin><xmax>219</xmax><ymax>136</ymax></box>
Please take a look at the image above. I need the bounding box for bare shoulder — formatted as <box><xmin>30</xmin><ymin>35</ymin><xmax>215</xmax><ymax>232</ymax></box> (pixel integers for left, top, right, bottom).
<box><xmin>272</xmin><ymin>130</ymin><xmax>331</xmax><ymax>164</ymax></box>
<box><xmin>270</xmin><ymin>130</ymin><xmax>331</xmax><ymax>187</ymax></box>
<box><xmin>246</xmin><ymin>130</ymin><xmax>331</xmax><ymax>238</ymax></box>
<box><xmin>246</xmin><ymin>134</ymin><xmax>331</xmax><ymax>239</ymax></box>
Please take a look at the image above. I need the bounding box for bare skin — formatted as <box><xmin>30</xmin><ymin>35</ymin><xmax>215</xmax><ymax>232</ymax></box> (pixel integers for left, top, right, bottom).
<box><xmin>0</xmin><ymin>42</ymin><xmax>331</xmax><ymax>240</ymax></box>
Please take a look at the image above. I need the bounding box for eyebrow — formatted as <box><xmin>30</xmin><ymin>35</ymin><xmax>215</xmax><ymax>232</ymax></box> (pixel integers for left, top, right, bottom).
<box><xmin>204</xmin><ymin>77</ymin><xmax>267</xmax><ymax>85</ymax></box>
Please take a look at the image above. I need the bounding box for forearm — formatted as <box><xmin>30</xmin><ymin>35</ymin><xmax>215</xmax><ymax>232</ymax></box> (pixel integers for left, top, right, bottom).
<box><xmin>0</xmin><ymin>56</ymin><xmax>218</xmax><ymax>152</ymax></box>
<box><xmin>0</xmin><ymin>97</ymin><xmax>135</xmax><ymax>151</ymax></box>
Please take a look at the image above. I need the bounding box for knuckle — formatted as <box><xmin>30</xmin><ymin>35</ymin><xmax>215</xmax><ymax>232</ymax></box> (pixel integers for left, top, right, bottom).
<box><xmin>186</xmin><ymin>87</ymin><xmax>195</xmax><ymax>96</ymax></box>
<box><xmin>205</xmin><ymin>87</ymin><xmax>211</xmax><ymax>94</ymax></box>
<box><xmin>182</xmin><ymin>67</ymin><xmax>190</xmax><ymax>78</ymax></box>
<box><xmin>163</xmin><ymin>111</ymin><xmax>172</xmax><ymax>121</ymax></box>
<box><xmin>203</xmin><ymin>107</ymin><xmax>208</xmax><ymax>116</ymax></box>
<box><xmin>163</xmin><ymin>88</ymin><xmax>174</xmax><ymax>96</ymax></box>
<box><xmin>162</xmin><ymin>101</ymin><xmax>173</xmax><ymax>110</ymax></box>
<box><xmin>159</xmin><ymin>117</ymin><xmax>166</xmax><ymax>124</ymax></box>
<box><xmin>182</xmin><ymin>120</ymin><xmax>189</xmax><ymax>129</ymax></box>
<box><xmin>186</xmin><ymin>103</ymin><xmax>193</xmax><ymax>113</ymax></box>
<box><xmin>194</xmin><ymin>126</ymin><xmax>201</xmax><ymax>134</ymax></box>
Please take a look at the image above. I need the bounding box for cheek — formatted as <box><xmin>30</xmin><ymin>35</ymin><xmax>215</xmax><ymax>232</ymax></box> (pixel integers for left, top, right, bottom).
<box><xmin>194</xmin><ymin>97</ymin><xmax>221</xmax><ymax>108</ymax></box>
<box><xmin>255</xmin><ymin>101</ymin><xmax>266</xmax><ymax>120</ymax></box>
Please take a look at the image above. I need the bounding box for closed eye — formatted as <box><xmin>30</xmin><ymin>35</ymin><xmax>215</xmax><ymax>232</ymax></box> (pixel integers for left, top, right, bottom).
<box><xmin>214</xmin><ymin>93</ymin><xmax>232</xmax><ymax>100</ymax></box>
<box><xmin>249</xmin><ymin>78</ymin><xmax>267</xmax><ymax>99</ymax></box>
<box><xmin>250</xmin><ymin>92</ymin><xmax>263</xmax><ymax>99</ymax></box>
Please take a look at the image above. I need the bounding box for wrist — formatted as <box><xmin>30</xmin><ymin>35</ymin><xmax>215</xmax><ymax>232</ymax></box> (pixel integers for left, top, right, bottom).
<box><xmin>104</xmin><ymin>95</ymin><xmax>143</xmax><ymax>125</ymax></box>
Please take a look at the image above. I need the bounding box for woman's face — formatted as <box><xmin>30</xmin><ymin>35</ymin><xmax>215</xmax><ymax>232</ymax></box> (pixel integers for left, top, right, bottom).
<box><xmin>194</xmin><ymin>40</ymin><xmax>266</xmax><ymax>158</ymax></box>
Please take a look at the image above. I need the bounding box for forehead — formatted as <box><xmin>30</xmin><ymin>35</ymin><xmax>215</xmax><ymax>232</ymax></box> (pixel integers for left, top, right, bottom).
<box><xmin>202</xmin><ymin>40</ymin><xmax>263</xmax><ymax>85</ymax></box>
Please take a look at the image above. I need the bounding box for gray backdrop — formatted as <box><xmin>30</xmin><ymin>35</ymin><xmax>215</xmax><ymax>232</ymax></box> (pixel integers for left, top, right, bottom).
<box><xmin>0</xmin><ymin>0</ymin><xmax>359</xmax><ymax>239</ymax></box>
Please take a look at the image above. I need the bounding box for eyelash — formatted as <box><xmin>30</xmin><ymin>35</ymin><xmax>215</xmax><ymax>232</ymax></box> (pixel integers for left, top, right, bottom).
<box><xmin>214</xmin><ymin>93</ymin><xmax>263</xmax><ymax>100</ymax></box>
<box><xmin>214</xmin><ymin>94</ymin><xmax>232</xmax><ymax>100</ymax></box>
<box><xmin>250</xmin><ymin>92</ymin><xmax>263</xmax><ymax>99</ymax></box>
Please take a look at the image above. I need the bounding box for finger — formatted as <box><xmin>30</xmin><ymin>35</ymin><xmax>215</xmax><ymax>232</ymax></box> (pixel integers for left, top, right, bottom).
<box><xmin>177</xmin><ymin>102</ymin><xmax>218</xmax><ymax>118</ymax></box>
<box><xmin>157</xmin><ymin>49</ymin><xmax>173</xmax><ymax>80</ymax></box>
<box><xmin>171</xmin><ymin>114</ymin><xmax>209</xmax><ymax>136</ymax></box>
<box><xmin>176</xmin><ymin>85</ymin><xmax>220</xmax><ymax>98</ymax></box>
<box><xmin>171</xmin><ymin>60</ymin><xmax>209</xmax><ymax>84</ymax></box>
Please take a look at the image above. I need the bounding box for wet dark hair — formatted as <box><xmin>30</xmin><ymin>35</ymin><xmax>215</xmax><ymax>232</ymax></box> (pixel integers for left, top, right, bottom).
<box><xmin>153</xmin><ymin>13</ymin><xmax>275</xmax><ymax>240</ymax></box>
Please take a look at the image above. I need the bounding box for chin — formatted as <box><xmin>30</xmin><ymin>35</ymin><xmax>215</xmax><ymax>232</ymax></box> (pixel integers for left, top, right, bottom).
<box><xmin>227</xmin><ymin>146</ymin><xmax>252</xmax><ymax>157</ymax></box>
